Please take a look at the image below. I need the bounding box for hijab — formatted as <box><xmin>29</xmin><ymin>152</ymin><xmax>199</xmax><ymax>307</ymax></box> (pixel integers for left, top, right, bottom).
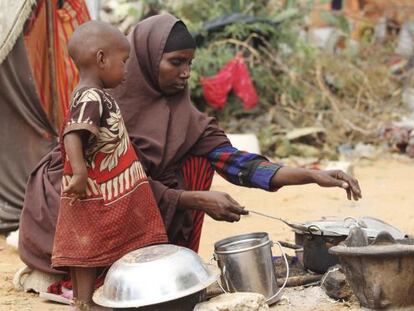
<box><xmin>111</xmin><ymin>14</ymin><xmax>229</xmax><ymax>180</ymax></box>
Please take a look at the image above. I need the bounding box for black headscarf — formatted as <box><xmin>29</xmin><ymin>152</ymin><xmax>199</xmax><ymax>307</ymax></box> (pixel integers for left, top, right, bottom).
<box><xmin>163</xmin><ymin>21</ymin><xmax>196</xmax><ymax>52</ymax></box>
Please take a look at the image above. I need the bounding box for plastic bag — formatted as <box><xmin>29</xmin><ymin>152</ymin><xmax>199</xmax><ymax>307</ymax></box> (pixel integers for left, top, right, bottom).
<box><xmin>200</xmin><ymin>55</ymin><xmax>258</xmax><ymax>110</ymax></box>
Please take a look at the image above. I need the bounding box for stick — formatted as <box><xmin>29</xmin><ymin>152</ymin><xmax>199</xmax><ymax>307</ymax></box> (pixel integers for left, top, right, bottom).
<box><xmin>278</xmin><ymin>241</ymin><xmax>302</xmax><ymax>250</ymax></box>
<box><xmin>277</xmin><ymin>274</ymin><xmax>323</xmax><ymax>287</ymax></box>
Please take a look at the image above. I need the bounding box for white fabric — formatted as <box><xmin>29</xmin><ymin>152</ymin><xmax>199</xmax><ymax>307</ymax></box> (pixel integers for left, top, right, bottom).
<box><xmin>6</xmin><ymin>229</ymin><xmax>19</xmax><ymax>249</ymax></box>
<box><xmin>0</xmin><ymin>0</ymin><xmax>36</xmax><ymax>64</ymax></box>
<box><xmin>13</xmin><ymin>266</ymin><xmax>63</xmax><ymax>293</ymax></box>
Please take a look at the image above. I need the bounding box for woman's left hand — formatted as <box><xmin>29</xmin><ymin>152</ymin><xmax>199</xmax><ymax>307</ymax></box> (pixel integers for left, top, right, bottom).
<box><xmin>312</xmin><ymin>170</ymin><xmax>362</xmax><ymax>201</ymax></box>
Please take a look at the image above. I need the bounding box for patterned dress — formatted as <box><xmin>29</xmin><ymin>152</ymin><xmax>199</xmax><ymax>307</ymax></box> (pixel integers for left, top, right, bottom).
<box><xmin>52</xmin><ymin>88</ymin><xmax>168</xmax><ymax>268</ymax></box>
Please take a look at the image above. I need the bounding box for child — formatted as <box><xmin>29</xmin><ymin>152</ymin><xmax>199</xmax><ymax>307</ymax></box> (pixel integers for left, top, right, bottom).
<box><xmin>52</xmin><ymin>21</ymin><xmax>168</xmax><ymax>311</ymax></box>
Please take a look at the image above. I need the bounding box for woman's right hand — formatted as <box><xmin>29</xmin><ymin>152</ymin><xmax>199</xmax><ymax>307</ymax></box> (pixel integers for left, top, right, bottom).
<box><xmin>179</xmin><ymin>191</ymin><xmax>248</xmax><ymax>222</ymax></box>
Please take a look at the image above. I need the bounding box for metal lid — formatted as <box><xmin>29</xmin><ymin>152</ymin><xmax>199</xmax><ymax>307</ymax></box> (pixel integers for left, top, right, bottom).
<box><xmin>214</xmin><ymin>232</ymin><xmax>271</xmax><ymax>254</ymax></box>
<box><xmin>294</xmin><ymin>216</ymin><xmax>406</xmax><ymax>239</ymax></box>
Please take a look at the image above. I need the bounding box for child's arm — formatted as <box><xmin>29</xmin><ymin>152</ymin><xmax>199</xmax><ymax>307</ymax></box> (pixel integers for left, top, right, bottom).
<box><xmin>63</xmin><ymin>130</ymin><xmax>90</xmax><ymax>201</ymax></box>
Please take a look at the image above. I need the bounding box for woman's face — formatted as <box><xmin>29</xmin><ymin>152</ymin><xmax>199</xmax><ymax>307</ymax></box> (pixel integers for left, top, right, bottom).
<box><xmin>158</xmin><ymin>49</ymin><xmax>195</xmax><ymax>96</ymax></box>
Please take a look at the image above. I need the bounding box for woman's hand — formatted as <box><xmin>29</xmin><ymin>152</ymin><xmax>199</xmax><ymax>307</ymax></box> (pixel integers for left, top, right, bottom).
<box><xmin>271</xmin><ymin>167</ymin><xmax>362</xmax><ymax>200</ymax></box>
<box><xmin>311</xmin><ymin>170</ymin><xmax>362</xmax><ymax>201</ymax></box>
<box><xmin>179</xmin><ymin>191</ymin><xmax>248</xmax><ymax>222</ymax></box>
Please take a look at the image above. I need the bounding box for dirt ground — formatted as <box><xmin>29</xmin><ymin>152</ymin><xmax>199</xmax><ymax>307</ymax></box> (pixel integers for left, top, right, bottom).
<box><xmin>1</xmin><ymin>157</ymin><xmax>414</xmax><ymax>311</ymax></box>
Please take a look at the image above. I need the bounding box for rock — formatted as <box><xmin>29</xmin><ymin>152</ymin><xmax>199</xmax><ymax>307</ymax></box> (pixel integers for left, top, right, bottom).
<box><xmin>343</xmin><ymin>227</ymin><xmax>369</xmax><ymax>247</ymax></box>
<box><xmin>321</xmin><ymin>265</ymin><xmax>353</xmax><ymax>300</ymax></box>
<box><xmin>194</xmin><ymin>293</ymin><xmax>269</xmax><ymax>311</ymax></box>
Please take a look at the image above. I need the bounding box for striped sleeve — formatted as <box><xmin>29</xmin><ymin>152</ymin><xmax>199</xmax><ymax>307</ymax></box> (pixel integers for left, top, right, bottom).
<box><xmin>207</xmin><ymin>145</ymin><xmax>282</xmax><ymax>191</ymax></box>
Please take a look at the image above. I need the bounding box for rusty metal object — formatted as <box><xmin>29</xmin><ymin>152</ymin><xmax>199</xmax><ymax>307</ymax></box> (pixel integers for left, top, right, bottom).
<box><xmin>330</xmin><ymin>229</ymin><xmax>414</xmax><ymax>310</ymax></box>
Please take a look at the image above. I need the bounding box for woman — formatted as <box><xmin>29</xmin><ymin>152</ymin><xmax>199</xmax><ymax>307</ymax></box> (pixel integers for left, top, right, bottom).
<box><xmin>18</xmin><ymin>14</ymin><xmax>361</xmax><ymax>281</ymax></box>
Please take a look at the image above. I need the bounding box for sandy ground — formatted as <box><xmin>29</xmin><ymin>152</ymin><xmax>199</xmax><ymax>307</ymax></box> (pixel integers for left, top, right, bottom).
<box><xmin>2</xmin><ymin>157</ymin><xmax>414</xmax><ymax>310</ymax></box>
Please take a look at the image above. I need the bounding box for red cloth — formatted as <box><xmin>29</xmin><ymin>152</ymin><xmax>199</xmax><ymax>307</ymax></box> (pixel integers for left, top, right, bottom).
<box><xmin>52</xmin><ymin>88</ymin><xmax>167</xmax><ymax>268</ymax></box>
<box><xmin>200</xmin><ymin>55</ymin><xmax>258</xmax><ymax>110</ymax></box>
<box><xmin>24</xmin><ymin>0</ymin><xmax>90</xmax><ymax>127</ymax></box>
<box><xmin>177</xmin><ymin>156</ymin><xmax>214</xmax><ymax>252</ymax></box>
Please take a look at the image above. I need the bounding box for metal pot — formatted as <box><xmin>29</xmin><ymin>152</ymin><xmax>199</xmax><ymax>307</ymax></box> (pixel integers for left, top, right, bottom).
<box><xmin>293</xmin><ymin>217</ymin><xmax>406</xmax><ymax>274</ymax></box>
<box><xmin>213</xmin><ymin>232</ymin><xmax>288</xmax><ymax>305</ymax></box>
<box><xmin>296</xmin><ymin>230</ymin><xmax>346</xmax><ymax>274</ymax></box>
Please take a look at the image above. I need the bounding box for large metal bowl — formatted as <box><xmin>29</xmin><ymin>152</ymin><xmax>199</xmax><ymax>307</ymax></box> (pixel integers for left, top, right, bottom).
<box><xmin>93</xmin><ymin>244</ymin><xmax>220</xmax><ymax>308</ymax></box>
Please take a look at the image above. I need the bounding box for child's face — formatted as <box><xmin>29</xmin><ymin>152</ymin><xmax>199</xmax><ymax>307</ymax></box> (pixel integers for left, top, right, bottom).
<box><xmin>100</xmin><ymin>43</ymin><xmax>130</xmax><ymax>89</ymax></box>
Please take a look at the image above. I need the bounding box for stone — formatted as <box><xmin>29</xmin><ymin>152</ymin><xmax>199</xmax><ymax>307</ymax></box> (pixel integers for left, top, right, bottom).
<box><xmin>321</xmin><ymin>265</ymin><xmax>353</xmax><ymax>300</ymax></box>
<box><xmin>343</xmin><ymin>227</ymin><xmax>369</xmax><ymax>247</ymax></box>
<box><xmin>194</xmin><ymin>293</ymin><xmax>269</xmax><ymax>311</ymax></box>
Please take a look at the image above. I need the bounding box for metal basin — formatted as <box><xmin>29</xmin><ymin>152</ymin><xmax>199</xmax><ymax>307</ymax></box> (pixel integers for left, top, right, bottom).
<box><xmin>93</xmin><ymin>244</ymin><xmax>220</xmax><ymax>309</ymax></box>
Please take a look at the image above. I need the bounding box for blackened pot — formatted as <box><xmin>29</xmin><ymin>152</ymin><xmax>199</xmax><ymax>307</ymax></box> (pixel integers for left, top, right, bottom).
<box><xmin>296</xmin><ymin>232</ymin><xmax>346</xmax><ymax>273</ymax></box>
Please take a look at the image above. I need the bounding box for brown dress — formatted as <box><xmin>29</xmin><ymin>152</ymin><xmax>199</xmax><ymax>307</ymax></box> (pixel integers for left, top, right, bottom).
<box><xmin>52</xmin><ymin>88</ymin><xmax>167</xmax><ymax>267</ymax></box>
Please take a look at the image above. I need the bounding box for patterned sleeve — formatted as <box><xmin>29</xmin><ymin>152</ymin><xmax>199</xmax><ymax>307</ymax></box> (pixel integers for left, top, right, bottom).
<box><xmin>207</xmin><ymin>145</ymin><xmax>282</xmax><ymax>191</ymax></box>
<box><xmin>63</xmin><ymin>88</ymin><xmax>102</xmax><ymax>137</ymax></box>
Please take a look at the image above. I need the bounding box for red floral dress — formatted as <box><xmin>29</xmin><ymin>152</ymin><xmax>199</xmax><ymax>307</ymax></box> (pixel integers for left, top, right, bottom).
<box><xmin>52</xmin><ymin>88</ymin><xmax>167</xmax><ymax>268</ymax></box>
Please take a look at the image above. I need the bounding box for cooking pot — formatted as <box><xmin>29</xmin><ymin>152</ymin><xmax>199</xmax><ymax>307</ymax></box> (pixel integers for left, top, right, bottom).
<box><xmin>293</xmin><ymin>217</ymin><xmax>406</xmax><ymax>273</ymax></box>
<box><xmin>213</xmin><ymin>232</ymin><xmax>289</xmax><ymax>305</ymax></box>
<box><xmin>294</xmin><ymin>227</ymin><xmax>347</xmax><ymax>273</ymax></box>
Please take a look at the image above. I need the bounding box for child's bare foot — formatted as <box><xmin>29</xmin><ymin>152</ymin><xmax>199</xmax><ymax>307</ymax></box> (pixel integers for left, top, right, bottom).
<box><xmin>71</xmin><ymin>299</ymin><xmax>92</xmax><ymax>311</ymax></box>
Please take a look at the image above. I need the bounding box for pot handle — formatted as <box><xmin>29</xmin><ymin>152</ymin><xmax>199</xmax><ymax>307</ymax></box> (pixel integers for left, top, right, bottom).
<box><xmin>307</xmin><ymin>225</ymin><xmax>322</xmax><ymax>236</ymax></box>
<box><xmin>266</xmin><ymin>241</ymin><xmax>290</xmax><ymax>303</ymax></box>
<box><xmin>217</xmin><ymin>264</ymin><xmax>231</xmax><ymax>294</ymax></box>
<box><xmin>211</xmin><ymin>254</ymin><xmax>231</xmax><ymax>294</ymax></box>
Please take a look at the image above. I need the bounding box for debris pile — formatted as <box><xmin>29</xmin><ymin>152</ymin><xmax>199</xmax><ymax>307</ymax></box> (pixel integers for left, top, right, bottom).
<box><xmin>99</xmin><ymin>0</ymin><xmax>414</xmax><ymax>159</ymax></box>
